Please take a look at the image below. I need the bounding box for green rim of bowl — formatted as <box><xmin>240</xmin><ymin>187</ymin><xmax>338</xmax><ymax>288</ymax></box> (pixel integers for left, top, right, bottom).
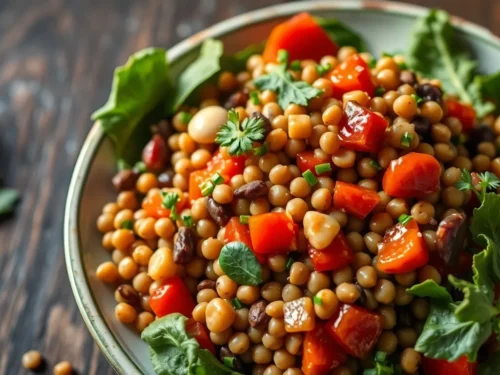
<box><xmin>63</xmin><ymin>1</ymin><xmax>500</xmax><ymax>374</ymax></box>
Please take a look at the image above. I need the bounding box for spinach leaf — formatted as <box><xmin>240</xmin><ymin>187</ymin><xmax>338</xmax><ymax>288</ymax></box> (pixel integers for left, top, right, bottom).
<box><xmin>316</xmin><ymin>17</ymin><xmax>368</xmax><ymax>52</ymax></box>
<box><xmin>254</xmin><ymin>54</ymin><xmax>322</xmax><ymax>109</ymax></box>
<box><xmin>448</xmin><ymin>276</ymin><xmax>497</xmax><ymax>323</ymax></box>
<box><xmin>415</xmin><ymin>303</ymin><xmax>491</xmax><ymax>362</ymax></box>
<box><xmin>407</xmin><ymin>10</ymin><xmax>476</xmax><ymax>103</ymax></box>
<box><xmin>479</xmin><ymin>355</ymin><xmax>500</xmax><ymax>375</ymax></box>
<box><xmin>0</xmin><ymin>188</ymin><xmax>19</xmax><ymax>215</ymax></box>
<box><xmin>219</xmin><ymin>241</ymin><xmax>263</xmax><ymax>286</ymax></box>
<box><xmin>142</xmin><ymin>313</ymin><xmax>240</xmax><ymax>375</ymax></box>
<box><xmin>92</xmin><ymin>48</ymin><xmax>171</xmax><ymax>163</ymax></box>
<box><xmin>407</xmin><ymin>280</ymin><xmax>452</xmax><ymax>303</ymax></box>
<box><xmin>168</xmin><ymin>39</ymin><xmax>223</xmax><ymax>113</ymax></box>
<box><xmin>468</xmin><ymin>76</ymin><xmax>496</xmax><ymax>118</ymax></box>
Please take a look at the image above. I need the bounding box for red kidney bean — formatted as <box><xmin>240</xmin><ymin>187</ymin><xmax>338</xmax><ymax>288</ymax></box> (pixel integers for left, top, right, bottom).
<box><xmin>142</xmin><ymin>134</ymin><xmax>168</xmax><ymax>170</ymax></box>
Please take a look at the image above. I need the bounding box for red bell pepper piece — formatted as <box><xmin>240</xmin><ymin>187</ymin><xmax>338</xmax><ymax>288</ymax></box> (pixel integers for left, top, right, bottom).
<box><xmin>326</xmin><ymin>304</ymin><xmax>382</xmax><ymax>359</ymax></box>
<box><xmin>262</xmin><ymin>13</ymin><xmax>338</xmax><ymax>63</ymax></box>
<box><xmin>225</xmin><ymin>217</ymin><xmax>266</xmax><ymax>264</ymax></box>
<box><xmin>382</xmin><ymin>152</ymin><xmax>441</xmax><ymax>198</ymax></box>
<box><xmin>143</xmin><ymin>188</ymin><xmax>188</xmax><ymax>219</ymax></box>
<box><xmin>149</xmin><ymin>277</ymin><xmax>195</xmax><ymax>318</ymax></box>
<box><xmin>377</xmin><ymin>219</ymin><xmax>429</xmax><ymax>274</ymax></box>
<box><xmin>185</xmin><ymin>319</ymin><xmax>216</xmax><ymax>354</ymax></box>
<box><xmin>338</xmin><ymin>101</ymin><xmax>388</xmax><ymax>153</ymax></box>
<box><xmin>333</xmin><ymin>181</ymin><xmax>381</xmax><ymax>219</ymax></box>
<box><xmin>142</xmin><ymin>134</ymin><xmax>168</xmax><ymax>170</ymax></box>
<box><xmin>296</xmin><ymin>151</ymin><xmax>334</xmax><ymax>177</ymax></box>
<box><xmin>302</xmin><ymin>323</ymin><xmax>347</xmax><ymax>375</ymax></box>
<box><xmin>308</xmin><ymin>231</ymin><xmax>353</xmax><ymax>272</ymax></box>
<box><xmin>249</xmin><ymin>212</ymin><xmax>296</xmax><ymax>254</ymax></box>
<box><xmin>189</xmin><ymin>152</ymin><xmax>245</xmax><ymax>201</ymax></box>
<box><xmin>329</xmin><ymin>54</ymin><xmax>375</xmax><ymax>98</ymax></box>
<box><xmin>446</xmin><ymin>99</ymin><xmax>476</xmax><ymax>133</ymax></box>
<box><xmin>421</xmin><ymin>356</ymin><xmax>477</xmax><ymax>375</ymax></box>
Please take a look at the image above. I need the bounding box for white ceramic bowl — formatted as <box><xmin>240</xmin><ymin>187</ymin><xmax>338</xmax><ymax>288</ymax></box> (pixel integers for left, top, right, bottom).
<box><xmin>64</xmin><ymin>1</ymin><xmax>500</xmax><ymax>374</ymax></box>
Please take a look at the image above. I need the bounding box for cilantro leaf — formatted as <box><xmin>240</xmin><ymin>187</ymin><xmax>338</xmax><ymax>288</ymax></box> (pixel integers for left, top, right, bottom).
<box><xmin>456</xmin><ymin>169</ymin><xmax>475</xmax><ymax>193</ymax></box>
<box><xmin>470</xmin><ymin>193</ymin><xmax>500</xmax><ymax>249</ymax></box>
<box><xmin>315</xmin><ymin>17</ymin><xmax>368</xmax><ymax>52</ymax></box>
<box><xmin>415</xmin><ymin>303</ymin><xmax>491</xmax><ymax>362</ymax></box>
<box><xmin>254</xmin><ymin>56</ymin><xmax>322</xmax><ymax>109</ymax></box>
<box><xmin>215</xmin><ymin>109</ymin><xmax>265</xmax><ymax>156</ymax></box>
<box><xmin>0</xmin><ymin>188</ymin><xmax>19</xmax><ymax>215</ymax></box>
<box><xmin>407</xmin><ymin>280</ymin><xmax>452</xmax><ymax>303</ymax></box>
<box><xmin>162</xmin><ymin>192</ymin><xmax>180</xmax><ymax>220</ymax></box>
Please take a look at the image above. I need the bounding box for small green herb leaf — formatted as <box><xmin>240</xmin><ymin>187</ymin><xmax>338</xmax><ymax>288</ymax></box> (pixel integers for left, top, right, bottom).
<box><xmin>316</xmin><ymin>17</ymin><xmax>368</xmax><ymax>52</ymax></box>
<box><xmin>219</xmin><ymin>241</ymin><xmax>263</xmax><ymax>286</ymax></box>
<box><xmin>0</xmin><ymin>188</ymin><xmax>19</xmax><ymax>215</ymax></box>
<box><xmin>302</xmin><ymin>170</ymin><xmax>318</xmax><ymax>186</ymax></box>
<box><xmin>254</xmin><ymin>59</ymin><xmax>322</xmax><ymax>109</ymax></box>
<box><xmin>215</xmin><ymin>109</ymin><xmax>266</xmax><ymax>156</ymax></box>
<box><xmin>162</xmin><ymin>192</ymin><xmax>180</xmax><ymax>220</ymax></box>
<box><xmin>407</xmin><ymin>279</ymin><xmax>452</xmax><ymax>303</ymax></box>
<box><xmin>121</xmin><ymin>220</ymin><xmax>134</xmax><ymax>230</ymax></box>
<box><xmin>398</xmin><ymin>214</ymin><xmax>413</xmax><ymax>226</ymax></box>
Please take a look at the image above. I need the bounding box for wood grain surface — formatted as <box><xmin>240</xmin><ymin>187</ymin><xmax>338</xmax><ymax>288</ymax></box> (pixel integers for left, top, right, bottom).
<box><xmin>0</xmin><ymin>0</ymin><xmax>497</xmax><ymax>374</ymax></box>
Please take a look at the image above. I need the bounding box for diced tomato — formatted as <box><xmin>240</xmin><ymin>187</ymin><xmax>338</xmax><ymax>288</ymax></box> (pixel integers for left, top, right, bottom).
<box><xmin>249</xmin><ymin>212</ymin><xmax>296</xmax><ymax>254</ymax></box>
<box><xmin>333</xmin><ymin>181</ymin><xmax>380</xmax><ymax>219</ymax></box>
<box><xmin>338</xmin><ymin>101</ymin><xmax>388</xmax><ymax>153</ymax></box>
<box><xmin>185</xmin><ymin>319</ymin><xmax>216</xmax><ymax>354</ymax></box>
<box><xmin>382</xmin><ymin>152</ymin><xmax>441</xmax><ymax>198</ymax></box>
<box><xmin>143</xmin><ymin>188</ymin><xmax>188</xmax><ymax>219</ymax></box>
<box><xmin>326</xmin><ymin>304</ymin><xmax>382</xmax><ymax>359</ymax></box>
<box><xmin>225</xmin><ymin>217</ymin><xmax>267</xmax><ymax>264</ymax></box>
<box><xmin>296</xmin><ymin>151</ymin><xmax>334</xmax><ymax>177</ymax></box>
<box><xmin>302</xmin><ymin>323</ymin><xmax>347</xmax><ymax>375</ymax></box>
<box><xmin>149</xmin><ymin>277</ymin><xmax>195</xmax><ymax>318</ymax></box>
<box><xmin>308</xmin><ymin>231</ymin><xmax>353</xmax><ymax>272</ymax></box>
<box><xmin>329</xmin><ymin>55</ymin><xmax>375</xmax><ymax>98</ymax></box>
<box><xmin>421</xmin><ymin>356</ymin><xmax>477</xmax><ymax>375</ymax></box>
<box><xmin>188</xmin><ymin>152</ymin><xmax>245</xmax><ymax>201</ymax></box>
<box><xmin>446</xmin><ymin>99</ymin><xmax>476</xmax><ymax>133</ymax></box>
<box><xmin>377</xmin><ymin>220</ymin><xmax>429</xmax><ymax>274</ymax></box>
<box><xmin>262</xmin><ymin>13</ymin><xmax>338</xmax><ymax>63</ymax></box>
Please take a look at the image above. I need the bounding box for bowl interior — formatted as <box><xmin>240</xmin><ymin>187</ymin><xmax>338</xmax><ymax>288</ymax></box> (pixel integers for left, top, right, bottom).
<box><xmin>67</xmin><ymin>2</ymin><xmax>500</xmax><ymax>374</ymax></box>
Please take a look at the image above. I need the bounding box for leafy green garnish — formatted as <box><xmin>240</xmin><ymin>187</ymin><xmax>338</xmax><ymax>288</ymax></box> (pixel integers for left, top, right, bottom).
<box><xmin>219</xmin><ymin>241</ymin><xmax>263</xmax><ymax>286</ymax></box>
<box><xmin>168</xmin><ymin>39</ymin><xmax>223</xmax><ymax>112</ymax></box>
<box><xmin>316</xmin><ymin>17</ymin><xmax>368</xmax><ymax>52</ymax></box>
<box><xmin>254</xmin><ymin>51</ymin><xmax>322</xmax><ymax>109</ymax></box>
<box><xmin>92</xmin><ymin>48</ymin><xmax>171</xmax><ymax>164</ymax></box>
<box><xmin>363</xmin><ymin>351</ymin><xmax>401</xmax><ymax>375</ymax></box>
<box><xmin>407</xmin><ymin>280</ymin><xmax>452</xmax><ymax>303</ymax></box>
<box><xmin>162</xmin><ymin>192</ymin><xmax>180</xmax><ymax>220</ymax></box>
<box><xmin>142</xmin><ymin>313</ymin><xmax>239</xmax><ymax>375</ymax></box>
<box><xmin>215</xmin><ymin>109</ymin><xmax>265</xmax><ymax>156</ymax></box>
<box><xmin>457</xmin><ymin>170</ymin><xmax>500</xmax><ymax>201</ymax></box>
<box><xmin>0</xmin><ymin>188</ymin><xmax>19</xmax><ymax>215</ymax></box>
<box><xmin>407</xmin><ymin>9</ymin><xmax>500</xmax><ymax>117</ymax></box>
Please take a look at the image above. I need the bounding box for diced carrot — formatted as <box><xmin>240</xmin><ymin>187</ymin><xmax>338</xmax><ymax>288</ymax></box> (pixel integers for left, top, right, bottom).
<box><xmin>333</xmin><ymin>181</ymin><xmax>380</xmax><ymax>219</ymax></box>
<box><xmin>308</xmin><ymin>231</ymin><xmax>353</xmax><ymax>272</ymax></box>
<box><xmin>284</xmin><ymin>297</ymin><xmax>315</xmax><ymax>333</ymax></box>
<box><xmin>296</xmin><ymin>151</ymin><xmax>334</xmax><ymax>177</ymax></box>
<box><xmin>377</xmin><ymin>220</ymin><xmax>429</xmax><ymax>274</ymax></box>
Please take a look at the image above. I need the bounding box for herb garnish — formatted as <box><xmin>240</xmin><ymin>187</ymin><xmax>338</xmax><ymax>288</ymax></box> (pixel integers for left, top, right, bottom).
<box><xmin>121</xmin><ymin>220</ymin><xmax>134</xmax><ymax>230</ymax></box>
<box><xmin>0</xmin><ymin>188</ymin><xmax>19</xmax><ymax>215</ymax></box>
<box><xmin>254</xmin><ymin>49</ymin><xmax>322</xmax><ymax>109</ymax></box>
<box><xmin>162</xmin><ymin>191</ymin><xmax>180</xmax><ymax>220</ymax></box>
<box><xmin>398</xmin><ymin>214</ymin><xmax>412</xmax><ymax>226</ymax></box>
<box><xmin>215</xmin><ymin>109</ymin><xmax>266</xmax><ymax>156</ymax></box>
<box><xmin>302</xmin><ymin>170</ymin><xmax>318</xmax><ymax>187</ymax></box>
<box><xmin>219</xmin><ymin>241</ymin><xmax>263</xmax><ymax>286</ymax></box>
<box><xmin>400</xmin><ymin>132</ymin><xmax>412</xmax><ymax>148</ymax></box>
<box><xmin>411</xmin><ymin>93</ymin><xmax>423</xmax><ymax>105</ymax></box>
<box><xmin>456</xmin><ymin>169</ymin><xmax>500</xmax><ymax>201</ymax></box>
<box><xmin>182</xmin><ymin>215</ymin><xmax>193</xmax><ymax>228</ymax></box>
<box><xmin>363</xmin><ymin>351</ymin><xmax>401</xmax><ymax>375</ymax></box>
<box><xmin>369</xmin><ymin>160</ymin><xmax>382</xmax><ymax>171</ymax></box>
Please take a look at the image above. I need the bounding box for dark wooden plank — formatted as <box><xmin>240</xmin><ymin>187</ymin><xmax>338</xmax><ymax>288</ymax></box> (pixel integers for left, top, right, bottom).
<box><xmin>0</xmin><ymin>0</ymin><xmax>495</xmax><ymax>374</ymax></box>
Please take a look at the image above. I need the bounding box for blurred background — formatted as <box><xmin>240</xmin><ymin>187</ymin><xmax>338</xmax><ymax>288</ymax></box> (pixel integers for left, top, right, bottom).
<box><xmin>0</xmin><ymin>0</ymin><xmax>498</xmax><ymax>374</ymax></box>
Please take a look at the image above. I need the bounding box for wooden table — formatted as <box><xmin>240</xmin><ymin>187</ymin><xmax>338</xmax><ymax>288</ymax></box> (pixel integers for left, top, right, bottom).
<box><xmin>0</xmin><ymin>0</ymin><xmax>497</xmax><ymax>374</ymax></box>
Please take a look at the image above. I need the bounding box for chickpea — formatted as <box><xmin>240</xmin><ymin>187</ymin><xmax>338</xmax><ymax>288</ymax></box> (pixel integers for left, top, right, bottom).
<box><xmin>393</xmin><ymin>94</ymin><xmax>418</xmax><ymax>119</ymax></box>
<box><xmin>262</xmin><ymin>333</ymin><xmax>284</xmax><ymax>350</ymax></box>
<box><xmin>262</xmin><ymin>282</ymin><xmax>283</xmax><ymax>302</ymax></box>
<box><xmin>213</xmin><ymin>184</ymin><xmax>234</xmax><ymax>204</ymax></box>
<box><xmin>252</xmin><ymin>344</ymin><xmax>273</xmax><ymax>364</ymax></box>
<box><xmin>311</xmin><ymin>188</ymin><xmax>332</xmax><ymax>211</ymax></box>
<box><xmin>216</xmin><ymin>275</ymin><xmax>238</xmax><ymax>299</ymax></box>
<box><xmin>237</xmin><ymin>285</ymin><xmax>260</xmax><ymax>305</ymax></box>
<box><xmin>336</xmin><ymin>282</ymin><xmax>361</xmax><ymax>304</ymax></box>
<box><xmin>313</xmin><ymin>289</ymin><xmax>339</xmax><ymax>319</ymax></box>
<box><xmin>400</xmin><ymin>348</ymin><xmax>421</xmax><ymax>373</ymax></box>
<box><xmin>233</xmin><ymin>308</ymin><xmax>250</xmax><ymax>331</ymax></box>
<box><xmin>378</xmin><ymin>306</ymin><xmax>397</xmax><ymax>330</ymax></box>
<box><xmin>206</xmin><ymin>298</ymin><xmax>236</xmax><ymax>333</ymax></box>
<box><xmin>210</xmin><ymin>328</ymin><xmax>233</xmax><ymax>345</ymax></box>
<box><xmin>96</xmin><ymin>261</ymin><xmax>119</xmax><ymax>283</ymax></box>
<box><xmin>115</xmin><ymin>302</ymin><xmax>137</xmax><ymax>323</ymax></box>
<box><xmin>148</xmin><ymin>247</ymin><xmax>178</xmax><ymax>281</ymax></box>
<box><xmin>373</xmin><ymin>279</ymin><xmax>396</xmax><ymax>304</ymax></box>
<box><xmin>332</xmin><ymin>266</ymin><xmax>354</xmax><ymax>285</ymax></box>
<box><xmin>356</xmin><ymin>266</ymin><xmax>378</xmax><ymax>289</ymax></box>
<box><xmin>229</xmin><ymin>332</ymin><xmax>250</xmax><ymax>354</ymax></box>
<box><xmin>193</xmin><ymin>302</ymin><xmax>208</xmax><ymax>324</ymax></box>
<box><xmin>273</xmin><ymin>349</ymin><xmax>296</xmax><ymax>370</ymax></box>
<box><xmin>377</xmin><ymin>331</ymin><xmax>398</xmax><ymax>355</ymax></box>
<box><xmin>112</xmin><ymin>229</ymin><xmax>135</xmax><ymax>252</ymax></box>
<box><xmin>53</xmin><ymin>361</ymin><xmax>73</xmax><ymax>375</ymax></box>
<box><xmin>411</xmin><ymin>201</ymin><xmax>435</xmax><ymax>224</ymax></box>
<box><xmin>282</xmin><ymin>284</ymin><xmax>303</xmax><ymax>302</ymax></box>
<box><xmin>118</xmin><ymin>257</ymin><xmax>138</xmax><ymax>280</ymax></box>
<box><xmin>268</xmin><ymin>318</ymin><xmax>287</xmax><ymax>338</ymax></box>
<box><xmin>307</xmin><ymin>271</ymin><xmax>331</xmax><ymax>294</ymax></box>
<box><xmin>22</xmin><ymin>350</ymin><xmax>42</xmax><ymax>370</ymax></box>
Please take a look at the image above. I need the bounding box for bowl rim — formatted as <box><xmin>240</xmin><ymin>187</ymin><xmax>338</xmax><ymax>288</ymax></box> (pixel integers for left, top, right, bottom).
<box><xmin>64</xmin><ymin>1</ymin><xmax>500</xmax><ymax>374</ymax></box>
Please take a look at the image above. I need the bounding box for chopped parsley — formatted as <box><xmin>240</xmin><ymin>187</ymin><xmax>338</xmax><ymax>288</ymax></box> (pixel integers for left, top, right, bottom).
<box><xmin>302</xmin><ymin>169</ymin><xmax>318</xmax><ymax>186</ymax></box>
<box><xmin>400</xmin><ymin>132</ymin><xmax>412</xmax><ymax>148</ymax></box>
<box><xmin>161</xmin><ymin>191</ymin><xmax>180</xmax><ymax>220</ymax></box>
<box><xmin>249</xmin><ymin>91</ymin><xmax>261</xmax><ymax>105</ymax></box>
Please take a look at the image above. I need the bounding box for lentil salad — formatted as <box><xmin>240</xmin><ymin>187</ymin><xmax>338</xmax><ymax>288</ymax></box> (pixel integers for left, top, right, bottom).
<box><xmin>91</xmin><ymin>9</ymin><xmax>500</xmax><ymax>375</ymax></box>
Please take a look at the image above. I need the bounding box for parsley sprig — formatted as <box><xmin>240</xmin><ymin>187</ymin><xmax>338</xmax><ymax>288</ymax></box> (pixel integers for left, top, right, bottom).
<box><xmin>161</xmin><ymin>191</ymin><xmax>180</xmax><ymax>220</ymax></box>
<box><xmin>215</xmin><ymin>109</ymin><xmax>266</xmax><ymax>156</ymax></box>
<box><xmin>456</xmin><ymin>169</ymin><xmax>500</xmax><ymax>201</ymax></box>
<box><xmin>254</xmin><ymin>49</ymin><xmax>322</xmax><ymax>109</ymax></box>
